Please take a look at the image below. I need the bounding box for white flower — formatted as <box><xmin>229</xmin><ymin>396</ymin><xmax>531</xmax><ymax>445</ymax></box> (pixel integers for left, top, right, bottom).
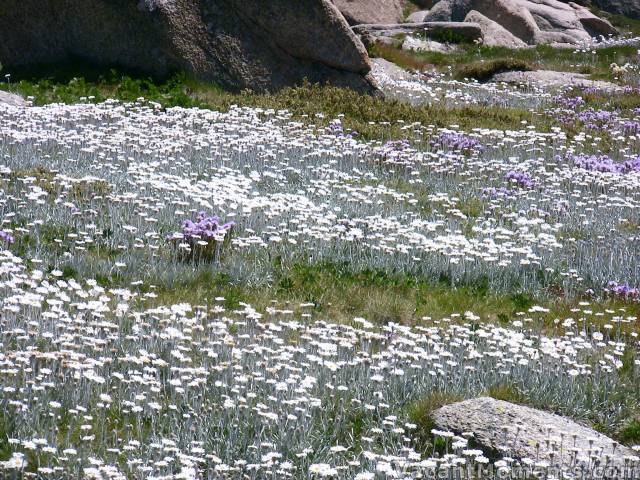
<box><xmin>309</xmin><ymin>463</ymin><xmax>338</xmax><ymax>477</ymax></box>
<box><xmin>1</xmin><ymin>452</ymin><xmax>27</xmax><ymax>470</ymax></box>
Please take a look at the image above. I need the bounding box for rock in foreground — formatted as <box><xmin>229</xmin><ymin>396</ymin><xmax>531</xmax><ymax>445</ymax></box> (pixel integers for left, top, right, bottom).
<box><xmin>0</xmin><ymin>0</ymin><xmax>377</xmax><ymax>94</ymax></box>
<box><xmin>433</xmin><ymin>397</ymin><xmax>635</xmax><ymax>472</ymax></box>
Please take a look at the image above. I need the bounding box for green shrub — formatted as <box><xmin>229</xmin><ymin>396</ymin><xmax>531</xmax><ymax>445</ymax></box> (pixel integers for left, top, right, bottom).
<box><xmin>455</xmin><ymin>58</ymin><xmax>535</xmax><ymax>81</ymax></box>
<box><xmin>618</xmin><ymin>418</ymin><xmax>640</xmax><ymax>445</ymax></box>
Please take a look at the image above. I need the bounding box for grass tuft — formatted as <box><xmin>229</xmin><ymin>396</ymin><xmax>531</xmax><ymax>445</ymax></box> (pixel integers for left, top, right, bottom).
<box><xmin>0</xmin><ymin>66</ymin><xmax>547</xmax><ymax>138</ymax></box>
<box><xmin>408</xmin><ymin>391</ymin><xmax>464</xmax><ymax>454</ymax></box>
<box><xmin>455</xmin><ymin>58</ymin><xmax>535</xmax><ymax>82</ymax></box>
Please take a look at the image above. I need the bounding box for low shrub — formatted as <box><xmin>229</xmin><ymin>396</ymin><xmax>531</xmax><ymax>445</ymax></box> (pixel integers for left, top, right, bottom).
<box><xmin>455</xmin><ymin>58</ymin><xmax>535</xmax><ymax>81</ymax></box>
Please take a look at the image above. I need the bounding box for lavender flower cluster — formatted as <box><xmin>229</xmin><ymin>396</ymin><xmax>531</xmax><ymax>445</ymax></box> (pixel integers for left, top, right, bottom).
<box><xmin>430</xmin><ymin>131</ymin><xmax>483</xmax><ymax>152</ymax></box>
<box><xmin>375</xmin><ymin>139</ymin><xmax>412</xmax><ymax>162</ymax></box>
<box><xmin>381</xmin><ymin>139</ymin><xmax>411</xmax><ymax>152</ymax></box>
<box><xmin>167</xmin><ymin>212</ymin><xmax>235</xmax><ymax>259</ymax></box>
<box><xmin>327</xmin><ymin>120</ymin><xmax>358</xmax><ymax>139</ymax></box>
<box><xmin>571</xmin><ymin>154</ymin><xmax>640</xmax><ymax>174</ymax></box>
<box><xmin>505</xmin><ymin>171</ymin><xmax>536</xmax><ymax>189</ymax></box>
<box><xmin>0</xmin><ymin>230</ymin><xmax>14</xmax><ymax>245</ymax></box>
<box><xmin>168</xmin><ymin>212</ymin><xmax>235</xmax><ymax>242</ymax></box>
<box><xmin>553</xmin><ymin>94</ymin><xmax>585</xmax><ymax>110</ymax></box>
<box><xmin>622</xmin><ymin>120</ymin><xmax>640</xmax><ymax>135</ymax></box>
<box><xmin>606</xmin><ymin>281</ymin><xmax>640</xmax><ymax>300</ymax></box>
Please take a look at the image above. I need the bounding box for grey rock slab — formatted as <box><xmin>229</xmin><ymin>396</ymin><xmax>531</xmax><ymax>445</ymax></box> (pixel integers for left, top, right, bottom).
<box><xmin>332</xmin><ymin>0</ymin><xmax>404</xmax><ymax>25</ymax></box>
<box><xmin>402</xmin><ymin>36</ymin><xmax>461</xmax><ymax>53</ymax></box>
<box><xmin>433</xmin><ymin>397</ymin><xmax>636</xmax><ymax>471</ymax></box>
<box><xmin>371</xmin><ymin>58</ymin><xmax>414</xmax><ymax>82</ymax></box>
<box><xmin>492</xmin><ymin>69</ymin><xmax>624</xmax><ymax>92</ymax></box>
<box><xmin>406</xmin><ymin>10</ymin><xmax>430</xmax><ymax>23</ymax></box>
<box><xmin>464</xmin><ymin>9</ymin><xmax>527</xmax><ymax>47</ymax></box>
<box><xmin>0</xmin><ymin>91</ymin><xmax>27</xmax><ymax>107</ymax></box>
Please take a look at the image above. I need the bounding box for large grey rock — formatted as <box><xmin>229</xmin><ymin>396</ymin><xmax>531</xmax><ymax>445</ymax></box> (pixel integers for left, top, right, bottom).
<box><xmin>425</xmin><ymin>0</ymin><xmax>474</xmax><ymax>21</ymax></box>
<box><xmin>0</xmin><ymin>0</ymin><xmax>376</xmax><ymax>94</ymax></box>
<box><xmin>371</xmin><ymin>58</ymin><xmax>414</xmax><ymax>82</ymax></box>
<box><xmin>403</xmin><ymin>36</ymin><xmax>461</xmax><ymax>53</ymax></box>
<box><xmin>473</xmin><ymin>0</ymin><xmax>541</xmax><ymax>43</ymax></box>
<box><xmin>525</xmin><ymin>0</ymin><xmax>618</xmax><ymax>43</ymax></box>
<box><xmin>492</xmin><ymin>69</ymin><xmax>624</xmax><ymax>92</ymax></box>
<box><xmin>433</xmin><ymin>398</ymin><xmax>636</xmax><ymax>471</ymax></box>
<box><xmin>406</xmin><ymin>10</ymin><xmax>431</xmax><ymax>22</ymax></box>
<box><xmin>0</xmin><ymin>91</ymin><xmax>27</xmax><ymax>107</ymax></box>
<box><xmin>331</xmin><ymin>0</ymin><xmax>404</xmax><ymax>25</ymax></box>
<box><xmin>465</xmin><ymin>10</ymin><xmax>528</xmax><ymax>47</ymax></box>
<box><xmin>425</xmin><ymin>0</ymin><xmax>618</xmax><ymax>44</ymax></box>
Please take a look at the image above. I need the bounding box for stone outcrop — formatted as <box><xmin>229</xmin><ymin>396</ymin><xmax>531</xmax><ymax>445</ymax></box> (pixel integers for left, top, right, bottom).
<box><xmin>492</xmin><ymin>69</ymin><xmax>624</xmax><ymax>92</ymax></box>
<box><xmin>433</xmin><ymin>398</ymin><xmax>635</xmax><ymax>472</ymax></box>
<box><xmin>403</xmin><ymin>37</ymin><xmax>461</xmax><ymax>53</ymax></box>
<box><xmin>0</xmin><ymin>91</ymin><xmax>27</xmax><ymax>107</ymax></box>
<box><xmin>406</xmin><ymin>10</ymin><xmax>431</xmax><ymax>22</ymax></box>
<box><xmin>425</xmin><ymin>0</ymin><xmax>618</xmax><ymax>44</ymax></box>
<box><xmin>331</xmin><ymin>0</ymin><xmax>404</xmax><ymax>25</ymax></box>
<box><xmin>464</xmin><ymin>10</ymin><xmax>527</xmax><ymax>47</ymax></box>
<box><xmin>0</xmin><ymin>0</ymin><xmax>377</xmax><ymax>94</ymax></box>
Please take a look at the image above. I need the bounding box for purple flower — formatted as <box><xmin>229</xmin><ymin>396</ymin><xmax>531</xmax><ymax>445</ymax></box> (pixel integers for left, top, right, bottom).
<box><xmin>570</xmin><ymin>154</ymin><xmax>640</xmax><ymax>174</ymax></box>
<box><xmin>582</xmin><ymin>87</ymin><xmax>601</xmax><ymax>95</ymax></box>
<box><xmin>375</xmin><ymin>139</ymin><xmax>412</xmax><ymax>162</ymax></box>
<box><xmin>482</xmin><ymin>186</ymin><xmax>514</xmax><ymax>198</ymax></box>
<box><xmin>505</xmin><ymin>171</ymin><xmax>535</xmax><ymax>189</ymax></box>
<box><xmin>553</xmin><ymin>95</ymin><xmax>585</xmax><ymax>110</ymax></box>
<box><xmin>606</xmin><ymin>281</ymin><xmax>640</xmax><ymax>300</ymax></box>
<box><xmin>382</xmin><ymin>139</ymin><xmax>411</xmax><ymax>151</ymax></box>
<box><xmin>0</xmin><ymin>230</ymin><xmax>14</xmax><ymax>245</ymax></box>
<box><xmin>327</xmin><ymin>121</ymin><xmax>358</xmax><ymax>139</ymax></box>
<box><xmin>576</xmin><ymin>109</ymin><xmax>618</xmax><ymax>130</ymax></box>
<box><xmin>430</xmin><ymin>132</ymin><xmax>483</xmax><ymax>152</ymax></box>
<box><xmin>167</xmin><ymin>211</ymin><xmax>235</xmax><ymax>244</ymax></box>
<box><xmin>622</xmin><ymin>120</ymin><xmax>640</xmax><ymax>135</ymax></box>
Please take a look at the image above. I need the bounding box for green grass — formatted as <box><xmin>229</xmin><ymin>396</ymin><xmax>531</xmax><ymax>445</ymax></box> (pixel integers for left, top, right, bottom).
<box><xmin>370</xmin><ymin>42</ymin><xmax>640</xmax><ymax>83</ymax></box>
<box><xmin>580</xmin><ymin>88</ymin><xmax>640</xmax><ymax>111</ymax></box>
<box><xmin>408</xmin><ymin>391</ymin><xmax>465</xmax><ymax>455</ymax></box>
<box><xmin>0</xmin><ymin>62</ymin><xmax>549</xmax><ymax>140</ymax></box>
<box><xmin>454</xmin><ymin>58</ymin><xmax>534</xmax><ymax>81</ymax></box>
<box><xmin>618</xmin><ymin>419</ymin><xmax>640</xmax><ymax>445</ymax></box>
<box><xmin>138</xmin><ymin>260</ymin><xmax>640</xmax><ymax>335</ymax></box>
<box><xmin>147</xmin><ymin>261</ymin><xmax>521</xmax><ymax>325</ymax></box>
<box><xmin>486</xmin><ymin>384</ymin><xmax>531</xmax><ymax>405</ymax></box>
<box><xmin>0</xmin><ymin>411</ymin><xmax>15</xmax><ymax>462</ymax></box>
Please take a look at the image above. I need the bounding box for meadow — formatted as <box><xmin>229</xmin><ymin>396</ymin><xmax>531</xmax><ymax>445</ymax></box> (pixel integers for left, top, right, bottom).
<box><xmin>0</xmin><ymin>44</ymin><xmax>640</xmax><ymax>479</ymax></box>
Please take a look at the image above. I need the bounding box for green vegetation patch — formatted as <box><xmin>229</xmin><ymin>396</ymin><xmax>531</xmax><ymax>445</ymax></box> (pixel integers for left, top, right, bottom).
<box><xmin>0</xmin><ymin>63</ymin><xmax>547</xmax><ymax>140</ymax></box>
